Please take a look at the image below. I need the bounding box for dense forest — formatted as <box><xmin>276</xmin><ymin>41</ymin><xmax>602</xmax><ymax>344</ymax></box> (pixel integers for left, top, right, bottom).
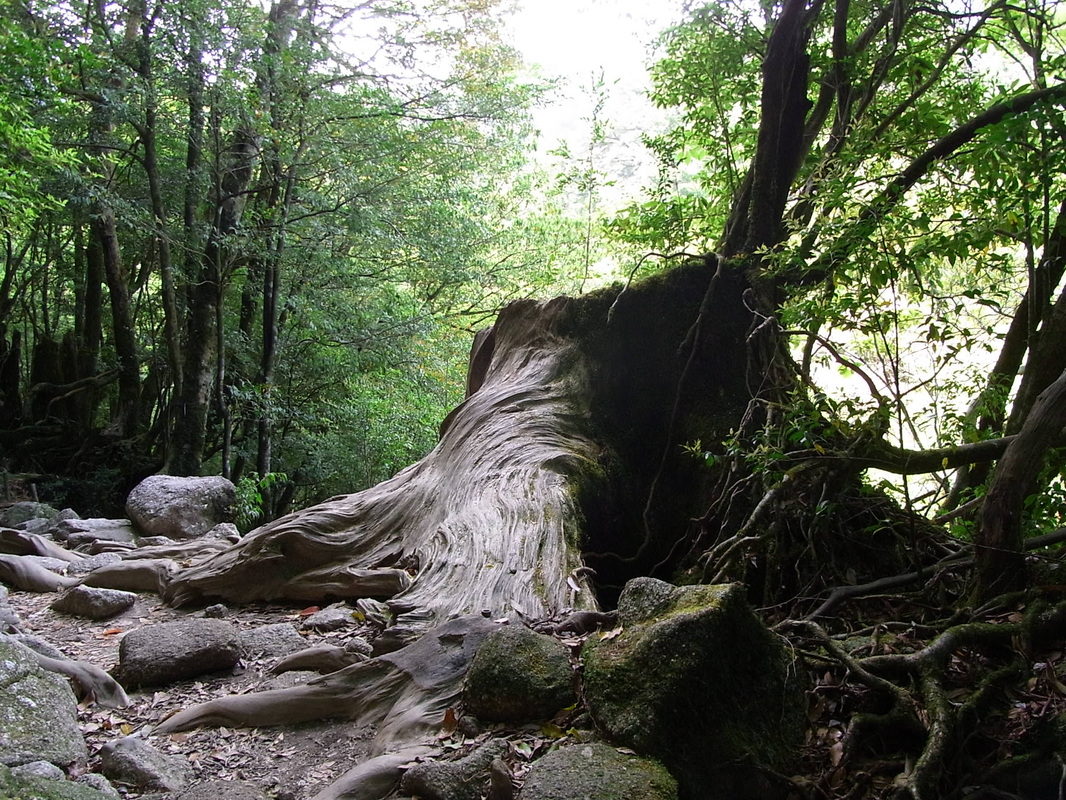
<box><xmin>5</xmin><ymin>0</ymin><xmax>1066</xmax><ymax>795</ymax></box>
<box><xmin>0</xmin><ymin>0</ymin><xmax>599</xmax><ymax>518</ymax></box>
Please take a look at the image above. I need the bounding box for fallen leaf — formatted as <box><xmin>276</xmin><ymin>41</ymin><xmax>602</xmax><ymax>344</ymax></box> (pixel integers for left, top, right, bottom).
<box><xmin>441</xmin><ymin>707</ymin><xmax>458</xmax><ymax>734</ymax></box>
<box><xmin>297</xmin><ymin>606</ymin><xmax>320</xmax><ymax>617</ymax></box>
<box><xmin>599</xmin><ymin>626</ymin><xmax>623</xmax><ymax>640</ymax></box>
<box><xmin>539</xmin><ymin>722</ymin><xmax>565</xmax><ymax>738</ymax></box>
<box><xmin>829</xmin><ymin>741</ymin><xmax>845</xmax><ymax>767</ymax></box>
<box><xmin>100</xmin><ymin>628</ymin><xmax>123</xmax><ymax>636</ymax></box>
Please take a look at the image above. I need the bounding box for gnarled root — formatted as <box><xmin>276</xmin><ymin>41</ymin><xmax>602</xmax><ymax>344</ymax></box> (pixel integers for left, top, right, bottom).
<box><xmin>155</xmin><ymin>616</ymin><xmax>499</xmax><ymax>757</ymax></box>
<box><xmin>307</xmin><ymin>746</ymin><xmax>437</xmax><ymax>800</ymax></box>
<box><xmin>786</xmin><ymin>598</ymin><xmax>1066</xmax><ymax>799</ymax></box>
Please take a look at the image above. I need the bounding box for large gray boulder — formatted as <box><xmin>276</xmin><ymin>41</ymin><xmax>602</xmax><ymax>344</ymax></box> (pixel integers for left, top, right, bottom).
<box><xmin>125</xmin><ymin>476</ymin><xmax>237</xmax><ymax>540</ymax></box>
<box><xmin>582</xmin><ymin>578</ymin><xmax>805</xmax><ymax>800</ymax></box>
<box><xmin>0</xmin><ymin>638</ymin><xmax>87</xmax><ymax>768</ymax></box>
<box><xmin>114</xmin><ymin>618</ymin><xmax>241</xmax><ymax>689</ymax></box>
<box><xmin>463</xmin><ymin>624</ymin><xmax>575</xmax><ymax>722</ymax></box>
<box><xmin>518</xmin><ymin>742</ymin><xmax>677</xmax><ymax>800</ymax></box>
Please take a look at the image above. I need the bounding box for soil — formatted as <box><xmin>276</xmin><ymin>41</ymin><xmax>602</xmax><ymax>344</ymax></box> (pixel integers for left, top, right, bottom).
<box><xmin>7</xmin><ymin>589</ymin><xmax>382</xmax><ymax>799</ymax></box>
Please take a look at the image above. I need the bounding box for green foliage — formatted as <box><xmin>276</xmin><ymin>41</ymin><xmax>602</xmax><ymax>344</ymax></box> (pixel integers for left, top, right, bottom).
<box><xmin>235</xmin><ymin>471</ymin><xmax>288</xmax><ymax>532</ymax></box>
<box><xmin>613</xmin><ymin>0</ymin><xmax>1066</xmax><ymax>524</ymax></box>
<box><xmin>0</xmin><ymin>0</ymin><xmax>598</xmax><ymax>510</ymax></box>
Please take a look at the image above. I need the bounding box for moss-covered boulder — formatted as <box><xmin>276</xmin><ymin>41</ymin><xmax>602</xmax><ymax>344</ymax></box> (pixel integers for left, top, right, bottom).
<box><xmin>0</xmin><ymin>502</ymin><xmax>59</xmax><ymax>528</ymax></box>
<box><xmin>518</xmin><ymin>742</ymin><xmax>677</xmax><ymax>800</ymax></box>
<box><xmin>582</xmin><ymin>578</ymin><xmax>805</xmax><ymax>800</ymax></box>
<box><xmin>0</xmin><ymin>638</ymin><xmax>87</xmax><ymax>768</ymax></box>
<box><xmin>463</xmin><ymin>624</ymin><xmax>574</xmax><ymax>722</ymax></box>
<box><xmin>0</xmin><ymin>765</ymin><xmax>114</xmax><ymax>799</ymax></box>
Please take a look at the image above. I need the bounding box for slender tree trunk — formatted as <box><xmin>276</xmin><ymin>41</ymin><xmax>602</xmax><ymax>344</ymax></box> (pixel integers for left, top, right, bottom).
<box><xmin>166</xmin><ymin>124</ymin><xmax>258</xmax><ymax>475</ymax></box>
<box><xmin>977</xmin><ymin>366</ymin><xmax>1066</xmax><ymax>600</ymax></box>
<box><xmin>92</xmin><ymin>208</ymin><xmax>141</xmax><ymax>438</ymax></box>
<box><xmin>0</xmin><ymin>326</ymin><xmax>21</xmax><ymax>430</ymax></box>
<box><xmin>943</xmin><ymin>197</ymin><xmax>1066</xmax><ymax>510</ymax></box>
<box><xmin>133</xmin><ymin>14</ymin><xmax>182</xmax><ymax>420</ymax></box>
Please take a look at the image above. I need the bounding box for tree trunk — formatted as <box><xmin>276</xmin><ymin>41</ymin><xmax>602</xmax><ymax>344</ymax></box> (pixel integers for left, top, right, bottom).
<box><xmin>164</xmin><ymin>258</ymin><xmax>754</xmax><ymax>614</ymax></box>
<box><xmin>148</xmin><ymin>259</ymin><xmax>767</xmax><ymax>799</ymax></box>
<box><xmin>976</xmin><ymin>365</ymin><xmax>1066</xmax><ymax>600</ymax></box>
<box><xmin>166</xmin><ymin>125</ymin><xmax>258</xmax><ymax>476</ymax></box>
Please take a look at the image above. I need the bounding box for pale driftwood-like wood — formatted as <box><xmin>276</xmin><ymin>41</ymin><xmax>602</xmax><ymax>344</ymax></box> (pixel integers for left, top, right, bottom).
<box><xmin>80</xmin><ymin>559</ymin><xmax>177</xmax><ymax>593</ymax></box>
<box><xmin>155</xmin><ymin>616</ymin><xmax>498</xmax><ymax>751</ymax></box>
<box><xmin>270</xmin><ymin>644</ymin><xmax>367</xmax><ymax>675</ymax></box>
<box><xmin>0</xmin><ymin>554</ymin><xmax>79</xmax><ymax>592</ymax></box>
<box><xmin>163</xmin><ymin>297</ymin><xmax>602</xmax><ymax>624</ymax></box>
<box><xmin>4</xmin><ymin>635</ymin><xmax>130</xmax><ymax>708</ymax></box>
<box><xmin>0</xmin><ymin>528</ymin><xmax>84</xmax><ymax>562</ymax></box>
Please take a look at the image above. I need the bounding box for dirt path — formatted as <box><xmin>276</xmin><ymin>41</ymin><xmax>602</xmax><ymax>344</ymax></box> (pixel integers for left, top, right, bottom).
<box><xmin>8</xmin><ymin>589</ymin><xmax>378</xmax><ymax>799</ymax></box>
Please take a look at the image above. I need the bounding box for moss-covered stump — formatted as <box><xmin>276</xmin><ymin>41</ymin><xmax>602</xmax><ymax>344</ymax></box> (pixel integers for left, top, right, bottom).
<box><xmin>517</xmin><ymin>742</ymin><xmax>677</xmax><ymax>800</ymax></box>
<box><xmin>582</xmin><ymin>578</ymin><xmax>804</xmax><ymax>800</ymax></box>
<box><xmin>463</xmin><ymin>625</ymin><xmax>575</xmax><ymax>723</ymax></box>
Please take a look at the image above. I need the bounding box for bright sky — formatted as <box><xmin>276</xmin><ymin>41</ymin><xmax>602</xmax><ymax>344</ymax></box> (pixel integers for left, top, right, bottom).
<box><xmin>506</xmin><ymin>0</ymin><xmax>679</xmax><ymax>205</ymax></box>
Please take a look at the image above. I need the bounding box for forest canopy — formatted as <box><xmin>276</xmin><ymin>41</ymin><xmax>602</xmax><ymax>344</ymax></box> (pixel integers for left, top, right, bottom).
<box><xmin>0</xmin><ymin>0</ymin><xmax>596</xmax><ymax>517</ymax></box>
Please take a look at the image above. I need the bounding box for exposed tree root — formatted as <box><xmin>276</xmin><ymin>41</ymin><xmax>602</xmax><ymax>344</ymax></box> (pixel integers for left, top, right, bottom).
<box><xmin>306</xmin><ymin>747</ymin><xmax>437</xmax><ymax>800</ymax></box>
<box><xmin>6</xmin><ymin>635</ymin><xmax>130</xmax><ymax>708</ymax></box>
<box><xmin>270</xmin><ymin>644</ymin><xmax>368</xmax><ymax>675</ymax></box>
<box><xmin>806</xmin><ymin>528</ymin><xmax>1066</xmax><ymax>621</ymax></box>
<box><xmin>0</xmin><ymin>553</ymin><xmax>79</xmax><ymax>591</ymax></box>
<box><xmin>0</xmin><ymin>527</ymin><xmax>85</xmax><ymax>562</ymax></box>
<box><xmin>785</xmin><ymin>597</ymin><xmax>1066</xmax><ymax>799</ymax></box>
<box><xmin>155</xmin><ymin>616</ymin><xmax>499</xmax><ymax>763</ymax></box>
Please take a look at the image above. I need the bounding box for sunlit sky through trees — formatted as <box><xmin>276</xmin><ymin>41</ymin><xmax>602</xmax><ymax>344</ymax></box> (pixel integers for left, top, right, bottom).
<box><xmin>508</xmin><ymin>0</ymin><xmax>678</xmax><ymax>209</ymax></box>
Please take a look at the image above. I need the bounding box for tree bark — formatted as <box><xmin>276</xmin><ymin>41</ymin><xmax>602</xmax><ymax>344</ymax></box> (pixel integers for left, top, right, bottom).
<box><xmin>163</xmin><ymin>258</ymin><xmax>754</xmax><ymax>614</ymax></box>
<box><xmin>166</xmin><ymin>124</ymin><xmax>258</xmax><ymax>476</ymax></box>
<box><xmin>977</xmin><ymin>366</ymin><xmax>1066</xmax><ymax>600</ymax></box>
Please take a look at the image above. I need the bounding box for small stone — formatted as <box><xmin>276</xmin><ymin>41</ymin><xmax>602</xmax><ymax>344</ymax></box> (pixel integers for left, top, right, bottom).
<box><xmin>98</xmin><ymin>737</ymin><xmax>193</xmax><ymax>792</ymax></box>
<box><xmin>10</xmin><ymin>760</ymin><xmax>65</xmax><ymax>781</ymax></box>
<box><xmin>115</xmin><ymin>618</ymin><xmax>241</xmax><ymax>689</ymax></box>
<box><xmin>54</xmin><ymin>519</ymin><xmax>136</xmax><ymax>545</ymax></box>
<box><xmin>519</xmin><ymin>743</ymin><xmax>677</xmax><ymax>800</ymax></box>
<box><xmin>203</xmin><ymin>603</ymin><xmax>229</xmax><ymax>618</ymax></box>
<box><xmin>51</xmin><ymin>586</ymin><xmax>137</xmax><ymax>620</ymax></box>
<box><xmin>343</xmin><ymin>636</ymin><xmax>373</xmax><ymax>657</ymax></box>
<box><xmin>0</xmin><ymin>502</ymin><xmax>59</xmax><ymax>528</ymax></box>
<box><xmin>65</xmin><ymin>552</ymin><xmax>123</xmax><ymax>577</ymax></box>
<box><xmin>241</xmin><ymin>623</ymin><xmax>307</xmax><ymax>659</ymax></box>
<box><xmin>401</xmin><ymin>740</ymin><xmax>508</xmax><ymax>800</ymax></box>
<box><xmin>300</xmin><ymin>603</ymin><xmax>355</xmax><ymax>632</ymax></box>
<box><xmin>76</xmin><ymin>773</ymin><xmax>121</xmax><ymax>798</ymax></box>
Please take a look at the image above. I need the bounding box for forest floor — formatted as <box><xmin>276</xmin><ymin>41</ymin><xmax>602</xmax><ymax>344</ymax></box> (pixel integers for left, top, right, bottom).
<box><xmin>8</xmin><ymin>589</ymin><xmax>382</xmax><ymax>799</ymax></box>
<box><xmin>8</xmin><ymin>578</ymin><xmax>1066</xmax><ymax>799</ymax></box>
